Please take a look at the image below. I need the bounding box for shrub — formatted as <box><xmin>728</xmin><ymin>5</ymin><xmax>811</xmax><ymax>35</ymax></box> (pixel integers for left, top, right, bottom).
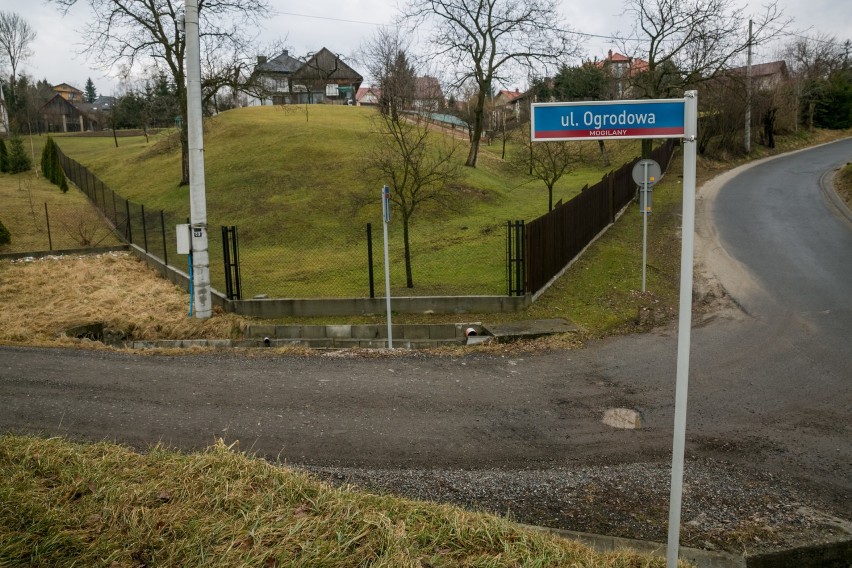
<box><xmin>39</xmin><ymin>136</ymin><xmax>68</xmax><ymax>191</ymax></box>
<box><xmin>41</xmin><ymin>137</ymin><xmax>56</xmax><ymax>180</ymax></box>
<box><xmin>7</xmin><ymin>136</ymin><xmax>31</xmax><ymax>174</ymax></box>
<box><xmin>0</xmin><ymin>219</ymin><xmax>10</xmax><ymax>246</ymax></box>
<box><xmin>0</xmin><ymin>138</ymin><xmax>8</xmax><ymax>173</ymax></box>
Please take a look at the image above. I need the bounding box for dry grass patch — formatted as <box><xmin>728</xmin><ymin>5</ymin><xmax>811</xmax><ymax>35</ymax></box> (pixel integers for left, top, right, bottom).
<box><xmin>0</xmin><ymin>252</ymin><xmax>248</xmax><ymax>345</ymax></box>
<box><xmin>0</xmin><ymin>435</ymin><xmax>684</xmax><ymax>567</ymax></box>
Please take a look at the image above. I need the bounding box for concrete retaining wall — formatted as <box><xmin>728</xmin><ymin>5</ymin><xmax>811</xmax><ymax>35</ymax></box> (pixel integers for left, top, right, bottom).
<box><xmin>231</xmin><ymin>295</ymin><xmax>529</xmax><ymax>317</ymax></box>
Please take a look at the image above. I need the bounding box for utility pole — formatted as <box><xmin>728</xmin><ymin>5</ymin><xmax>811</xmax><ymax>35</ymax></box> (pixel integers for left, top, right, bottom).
<box><xmin>745</xmin><ymin>19</ymin><xmax>753</xmax><ymax>153</ymax></box>
<box><xmin>185</xmin><ymin>0</ymin><xmax>212</xmax><ymax>318</ymax></box>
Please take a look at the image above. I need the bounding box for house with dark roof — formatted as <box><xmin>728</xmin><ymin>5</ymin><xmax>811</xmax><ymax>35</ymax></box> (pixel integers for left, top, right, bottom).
<box><xmin>39</xmin><ymin>93</ymin><xmax>101</xmax><ymax>132</ymax></box>
<box><xmin>728</xmin><ymin>60</ymin><xmax>789</xmax><ymax>90</ymax></box>
<box><xmin>250</xmin><ymin>48</ymin><xmax>363</xmax><ymax>106</ymax></box>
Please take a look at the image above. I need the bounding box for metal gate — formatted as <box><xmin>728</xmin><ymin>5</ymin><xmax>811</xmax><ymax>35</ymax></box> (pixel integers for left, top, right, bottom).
<box><xmin>506</xmin><ymin>220</ymin><xmax>525</xmax><ymax>296</ymax></box>
<box><xmin>221</xmin><ymin>225</ymin><xmax>242</xmax><ymax>300</ymax></box>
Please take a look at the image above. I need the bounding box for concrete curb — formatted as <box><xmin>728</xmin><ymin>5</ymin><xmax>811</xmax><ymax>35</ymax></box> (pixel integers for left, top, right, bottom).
<box><xmin>524</xmin><ymin>525</ymin><xmax>744</xmax><ymax>568</ymax></box>
<box><xmin>820</xmin><ymin>165</ymin><xmax>852</xmax><ymax>226</ymax></box>
<box><xmin>526</xmin><ymin>524</ymin><xmax>852</xmax><ymax>568</ymax></box>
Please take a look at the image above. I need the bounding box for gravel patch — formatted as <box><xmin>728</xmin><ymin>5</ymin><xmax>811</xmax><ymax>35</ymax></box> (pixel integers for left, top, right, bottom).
<box><xmin>302</xmin><ymin>457</ymin><xmax>851</xmax><ymax>555</ymax></box>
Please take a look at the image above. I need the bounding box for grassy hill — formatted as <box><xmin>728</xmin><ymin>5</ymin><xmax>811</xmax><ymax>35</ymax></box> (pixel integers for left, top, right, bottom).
<box><xmin>53</xmin><ymin>106</ymin><xmax>636</xmax><ymax>297</ymax></box>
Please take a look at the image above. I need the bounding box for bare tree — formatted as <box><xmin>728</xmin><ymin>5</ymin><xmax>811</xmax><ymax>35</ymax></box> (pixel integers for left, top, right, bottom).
<box><xmin>619</xmin><ymin>0</ymin><xmax>788</xmax><ymax>155</ymax></box>
<box><xmin>50</xmin><ymin>0</ymin><xmax>270</xmax><ymax>186</ymax></box>
<box><xmin>359</xmin><ymin>28</ymin><xmax>416</xmax><ymax>120</ymax></box>
<box><xmin>513</xmin><ymin>134</ymin><xmax>589</xmax><ymax>212</ymax></box>
<box><xmin>0</xmin><ymin>11</ymin><xmax>36</xmax><ymax>102</ymax></box>
<box><xmin>362</xmin><ymin>30</ymin><xmax>462</xmax><ymax>288</ymax></box>
<box><xmin>404</xmin><ymin>0</ymin><xmax>575</xmax><ymax>168</ymax></box>
<box><xmin>782</xmin><ymin>33</ymin><xmax>845</xmax><ymax>131</ymax></box>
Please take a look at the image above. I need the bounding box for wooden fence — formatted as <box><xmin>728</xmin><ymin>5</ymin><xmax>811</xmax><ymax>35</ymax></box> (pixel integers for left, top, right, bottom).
<box><xmin>524</xmin><ymin>139</ymin><xmax>678</xmax><ymax>295</ymax></box>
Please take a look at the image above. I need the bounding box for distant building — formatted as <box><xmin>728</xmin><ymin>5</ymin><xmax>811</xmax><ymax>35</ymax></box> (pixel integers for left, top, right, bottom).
<box><xmin>39</xmin><ymin>94</ymin><xmax>101</xmax><ymax>132</ymax></box>
<box><xmin>728</xmin><ymin>60</ymin><xmax>789</xmax><ymax>90</ymax></box>
<box><xmin>594</xmin><ymin>50</ymin><xmax>649</xmax><ymax>98</ymax></box>
<box><xmin>249</xmin><ymin>48</ymin><xmax>363</xmax><ymax>106</ymax></box>
<box><xmin>355</xmin><ymin>85</ymin><xmax>381</xmax><ymax>106</ymax></box>
<box><xmin>53</xmin><ymin>83</ymin><xmax>85</xmax><ymax>103</ymax></box>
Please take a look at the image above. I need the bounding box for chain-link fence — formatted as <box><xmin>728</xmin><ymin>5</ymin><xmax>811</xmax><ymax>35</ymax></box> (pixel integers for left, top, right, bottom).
<box><xmin>54</xmin><ymin>140</ymin><xmax>671</xmax><ymax>301</ymax></box>
<box><xmin>56</xmin><ymin>147</ymin><xmax>228</xmax><ymax>293</ymax></box>
<box><xmin>229</xmin><ymin>219</ymin><xmax>508</xmax><ymax>299</ymax></box>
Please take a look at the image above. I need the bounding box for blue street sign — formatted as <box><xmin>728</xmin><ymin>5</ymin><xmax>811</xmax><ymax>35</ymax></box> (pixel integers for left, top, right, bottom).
<box><xmin>532</xmin><ymin>99</ymin><xmax>685</xmax><ymax>141</ymax></box>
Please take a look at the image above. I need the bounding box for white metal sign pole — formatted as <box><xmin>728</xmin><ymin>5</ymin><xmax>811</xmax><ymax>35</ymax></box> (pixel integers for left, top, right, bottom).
<box><xmin>642</xmin><ymin>160</ymin><xmax>649</xmax><ymax>292</ymax></box>
<box><xmin>666</xmin><ymin>90</ymin><xmax>698</xmax><ymax>568</ymax></box>
<box><xmin>382</xmin><ymin>186</ymin><xmax>394</xmax><ymax>349</ymax></box>
<box><xmin>185</xmin><ymin>0</ymin><xmax>211</xmax><ymax>319</ymax></box>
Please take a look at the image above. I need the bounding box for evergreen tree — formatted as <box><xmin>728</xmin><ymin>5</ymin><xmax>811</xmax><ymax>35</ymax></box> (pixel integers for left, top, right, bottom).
<box><xmin>0</xmin><ymin>219</ymin><xmax>11</xmax><ymax>246</ymax></box>
<box><xmin>0</xmin><ymin>138</ymin><xmax>8</xmax><ymax>173</ymax></box>
<box><xmin>41</xmin><ymin>137</ymin><xmax>55</xmax><ymax>179</ymax></box>
<box><xmin>84</xmin><ymin>78</ymin><xmax>98</xmax><ymax>103</ymax></box>
<box><xmin>7</xmin><ymin>136</ymin><xmax>32</xmax><ymax>173</ymax></box>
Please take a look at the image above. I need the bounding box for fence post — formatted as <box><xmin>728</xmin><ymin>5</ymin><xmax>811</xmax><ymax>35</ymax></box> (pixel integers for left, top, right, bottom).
<box><xmin>367</xmin><ymin>223</ymin><xmax>375</xmax><ymax>299</ymax></box>
<box><xmin>516</xmin><ymin>221</ymin><xmax>525</xmax><ymax>296</ymax></box>
<box><xmin>44</xmin><ymin>203</ymin><xmax>53</xmax><ymax>251</ymax></box>
<box><xmin>112</xmin><ymin>190</ymin><xmax>118</xmax><ymax>225</ymax></box>
<box><xmin>231</xmin><ymin>226</ymin><xmax>241</xmax><ymax>301</ymax></box>
<box><xmin>506</xmin><ymin>221</ymin><xmax>511</xmax><ymax>296</ymax></box>
<box><xmin>141</xmin><ymin>204</ymin><xmax>148</xmax><ymax>252</ymax></box>
<box><xmin>161</xmin><ymin>210</ymin><xmax>168</xmax><ymax>266</ymax></box>
<box><xmin>125</xmin><ymin>201</ymin><xmax>132</xmax><ymax>242</ymax></box>
<box><xmin>222</xmin><ymin>226</ymin><xmax>233</xmax><ymax>299</ymax></box>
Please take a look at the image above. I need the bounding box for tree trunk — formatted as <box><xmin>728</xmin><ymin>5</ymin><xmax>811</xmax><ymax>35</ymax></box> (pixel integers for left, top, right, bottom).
<box><xmin>465</xmin><ymin>89</ymin><xmax>488</xmax><ymax>167</ymax></box>
<box><xmin>598</xmin><ymin>140</ymin><xmax>610</xmax><ymax>167</ymax></box>
<box><xmin>403</xmin><ymin>215</ymin><xmax>413</xmax><ymax>288</ymax></box>
<box><xmin>548</xmin><ymin>185</ymin><xmax>553</xmax><ymax>211</ymax></box>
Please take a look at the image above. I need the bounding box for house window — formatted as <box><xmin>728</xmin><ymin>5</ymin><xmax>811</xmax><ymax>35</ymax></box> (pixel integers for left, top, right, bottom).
<box><xmin>275</xmin><ymin>78</ymin><xmax>289</xmax><ymax>92</ymax></box>
<box><xmin>325</xmin><ymin>84</ymin><xmax>339</xmax><ymax>97</ymax></box>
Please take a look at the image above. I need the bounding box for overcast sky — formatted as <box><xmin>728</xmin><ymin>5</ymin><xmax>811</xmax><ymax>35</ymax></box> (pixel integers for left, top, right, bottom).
<box><xmin>3</xmin><ymin>0</ymin><xmax>850</xmax><ymax>95</ymax></box>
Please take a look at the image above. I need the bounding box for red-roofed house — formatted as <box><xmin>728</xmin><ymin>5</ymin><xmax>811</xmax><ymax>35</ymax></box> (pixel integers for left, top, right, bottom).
<box><xmin>356</xmin><ymin>85</ymin><xmax>381</xmax><ymax>106</ymax></box>
<box><xmin>595</xmin><ymin>50</ymin><xmax>649</xmax><ymax>98</ymax></box>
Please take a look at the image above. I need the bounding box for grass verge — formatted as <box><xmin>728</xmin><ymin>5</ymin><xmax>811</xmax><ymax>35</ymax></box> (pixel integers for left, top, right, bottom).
<box><xmin>834</xmin><ymin>161</ymin><xmax>852</xmax><ymax>209</ymax></box>
<box><xmin>0</xmin><ymin>434</ymin><xmax>683</xmax><ymax>567</ymax></box>
<box><xmin>0</xmin><ymin>169</ymin><xmax>122</xmax><ymax>254</ymax></box>
<box><xmin>0</xmin><ymin>252</ymin><xmax>245</xmax><ymax>346</ymax></box>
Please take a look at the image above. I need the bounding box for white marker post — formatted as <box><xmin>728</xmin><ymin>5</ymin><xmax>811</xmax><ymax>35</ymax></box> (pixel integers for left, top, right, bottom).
<box><xmin>382</xmin><ymin>186</ymin><xmax>393</xmax><ymax>349</ymax></box>
<box><xmin>666</xmin><ymin>90</ymin><xmax>698</xmax><ymax>568</ymax></box>
<box><xmin>185</xmin><ymin>0</ymin><xmax>211</xmax><ymax>319</ymax></box>
<box><xmin>642</xmin><ymin>160</ymin><xmax>649</xmax><ymax>292</ymax></box>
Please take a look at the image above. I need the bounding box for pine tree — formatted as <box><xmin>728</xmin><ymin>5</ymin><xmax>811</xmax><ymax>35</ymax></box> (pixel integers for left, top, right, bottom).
<box><xmin>0</xmin><ymin>138</ymin><xmax>8</xmax><ymax>173</ymax></box>
<box><xmin>41</xmin><ymin>137</ymin><xmax>55</xmax><ymax>180</ymax></box>
<box><xmin>85</xmin><ymin>78</ymin><xmax>97</xmax><ymax>104</ymax></box>
<box><xmin>7</xmin><ymin>136</ymin><xmax>32</xmax><ymax>174</ymax></box>
<box><xmin>0</xmin><ymin>219</ymin><xmax>11</xmax><ymax>246</ymax></box>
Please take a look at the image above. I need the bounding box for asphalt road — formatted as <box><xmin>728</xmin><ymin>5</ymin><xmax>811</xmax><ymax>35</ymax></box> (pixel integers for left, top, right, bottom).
<box><xmin>1</xmin><ymin>140</ymin><xmax>850</xmax><ymax>547</ymax></box>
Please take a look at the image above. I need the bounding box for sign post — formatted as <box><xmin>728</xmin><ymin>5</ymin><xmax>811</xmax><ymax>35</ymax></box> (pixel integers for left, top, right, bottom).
<box><xmin>382</xmin><ymin>185</ymin><xmax>393</xmax><ymax>349</ymax></box>
<box><xmin>532</xmin><ymin>94</ymin><xmax>697</xmax><ymax>568</ymax></box>
<box><xmin>632</xmin><ymin>158</ymin><xmax>662</xmax><ymax>292</ymax></box>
